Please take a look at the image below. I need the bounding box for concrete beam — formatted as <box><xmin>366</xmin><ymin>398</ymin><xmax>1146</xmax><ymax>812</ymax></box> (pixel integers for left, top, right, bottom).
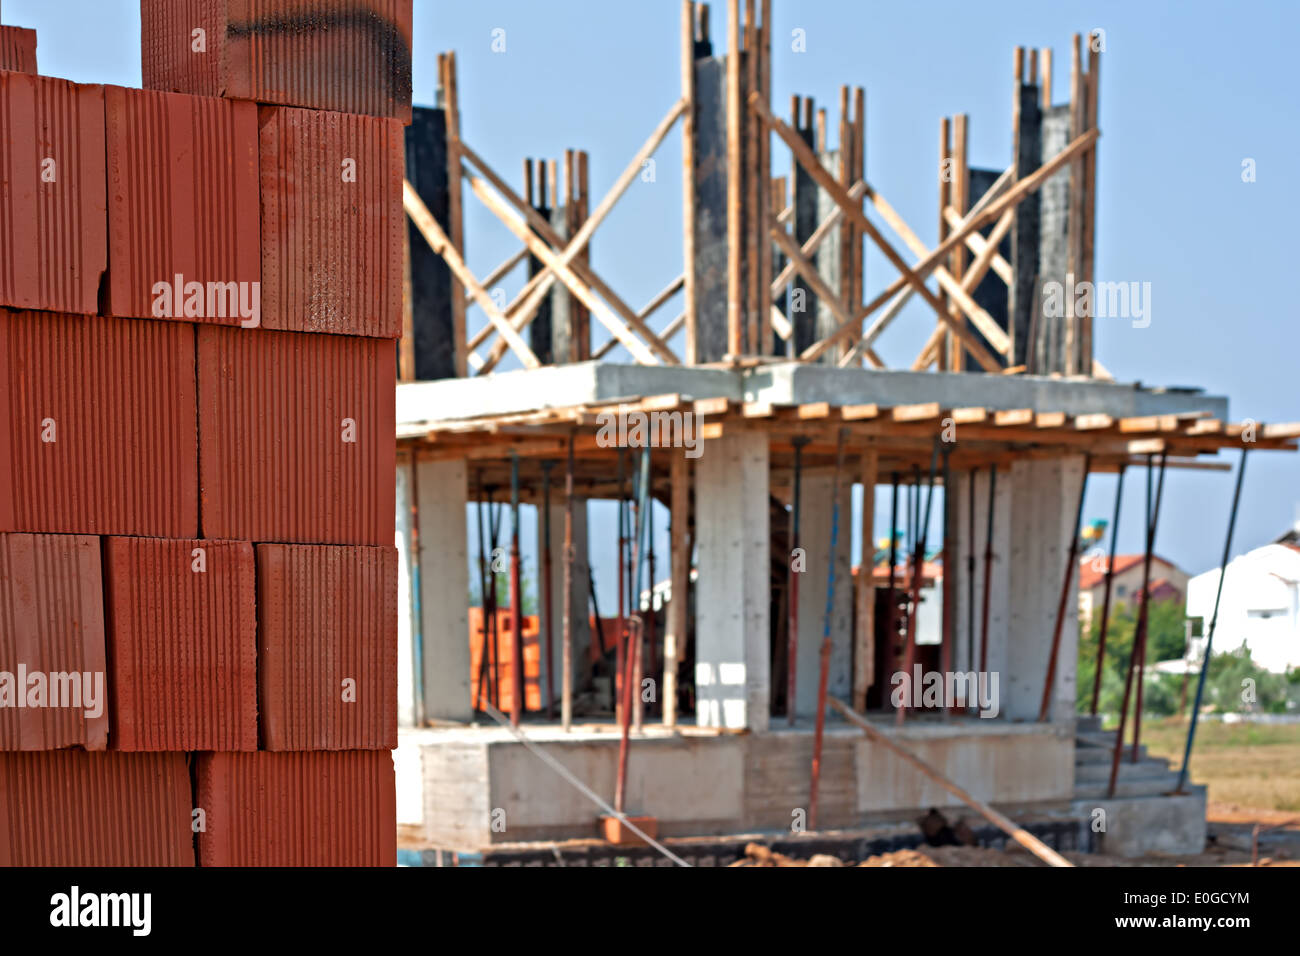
<box><xmin>695</xmin><ymin>430</ymin><xmax>770</xmax><ymax>730</ymax></box>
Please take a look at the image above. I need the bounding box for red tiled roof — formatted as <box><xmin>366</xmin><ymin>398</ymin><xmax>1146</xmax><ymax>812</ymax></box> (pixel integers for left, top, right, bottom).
<box><xmin>1078</xmin><ymin>554</ymin><xmax>1176</xmax><ymax>591</ymax></box>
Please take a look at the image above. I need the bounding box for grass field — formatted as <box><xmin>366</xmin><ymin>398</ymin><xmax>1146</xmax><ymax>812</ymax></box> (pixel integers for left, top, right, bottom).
<box><xmin>1138</xmin><ymin>718</ymin><xmax>1300</xmax><ymax>813</ymax></box>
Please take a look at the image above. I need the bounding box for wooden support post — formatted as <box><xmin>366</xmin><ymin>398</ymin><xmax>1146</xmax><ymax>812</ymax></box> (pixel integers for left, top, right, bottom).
<box><xmin>726</xmin><ymin>0</ymin><xmax>743</xmax><ymax>356</ymax></box>
<box><xmin>758</xmin><ymin>0</ymin><xmax>772</xmax><ymax>354</ymax></box>
<box><xmin>1066</xmin><ymin>34</ymin><xmax>1085</xmax><ymax>376</ymax></box>
<box><xmin>682</xmin><ymin>0</ymin><xmax>697</xmax><ymax>363</ymax></box>
<box><xmin>667</xmin><ymin>449</ymin><xmax>690</xmax><ymax>729</ymax></box>
<box><xmin>853</xmin><ymin>448</ymin><xmax>877</xmax><ymax>711</ymax></box>
<box><xmin>438</xmin><ymin>52</ymin><xmax>467</xmax><ymax>378</ymax></box>
<box><xmin>951</xmin><ymin>114</ymin><xmax>969</xmax><ymax>372</ymax></box>
<box><xmin>1082</xmin><ymin>36</ymin><xmax>1100</xmax><ymax>375</ymax></box>
<box><xmin>937</xmin><ymin>116</ymin><xmax>951</xmax><ymax>370</ymax></box>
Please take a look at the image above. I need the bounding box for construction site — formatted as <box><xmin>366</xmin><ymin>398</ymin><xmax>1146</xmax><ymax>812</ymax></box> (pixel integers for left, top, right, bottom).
<box><xmin>1</xmin><ymin>0</ymin><xmax>1298</xmax><ymax>890</ymax></box>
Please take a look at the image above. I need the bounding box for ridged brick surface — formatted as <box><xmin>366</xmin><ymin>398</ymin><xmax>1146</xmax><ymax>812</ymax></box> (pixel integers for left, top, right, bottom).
<box><xmin>0</xmin><ymin>750</ymin><xmax>193</xmax><ymax>865</ymax></box>
<box><xmin>196</xmin><ymin>751</ymin><xmax>396</xmax><ymax>866</ymax></box>
<box><xmin>197</xmin><ymin>325</ymin><xmax>395</xmax><ymax>545</ymax></box>
<box><xmin>0</xmin><ymin>311</ymin><xmax>198</xmax><ymax>537</ymax></box>
<box><xmin>141</xmin><ymin>0</ymin><xmax>413</xmax><ymax>123</ymax></box>
<box><xmin>0</xmin><ymin>27</ymin><xmax>37</xmax><ymax>74</ymax></box>
<box><xmin>0</xmin><ymin>534</ymin><xmax>107</xmax><ymax>750</ymax></box>
<box><xmin>104</xmin><ymin>537</ymin><xmax>257</xmax><ymax>751</ymax></box>
<box><xmin>0</xmin><ymin>72</ymin><xmax>105</xmax><ymax>314</ymax></box>
<box><xmin>256</xmin><ymin>544</ymin><xmax>397</xmax><ymax>750</ymax></box>
<box><xmin>104</xmin><ymin>85</ymin><xmax>259</xmax><ymax>323</ymax></box>
<box><xmin>259</xmin><ymin>105</ymin><xmax>403</xmax><ymax>337</ymax></box>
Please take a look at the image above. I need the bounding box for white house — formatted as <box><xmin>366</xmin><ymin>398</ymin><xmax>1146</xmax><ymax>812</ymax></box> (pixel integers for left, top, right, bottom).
<box><xmin>1185</xmin><ymin>541</ymin><xmax>1300</xmax><ymax>673</ymax></box>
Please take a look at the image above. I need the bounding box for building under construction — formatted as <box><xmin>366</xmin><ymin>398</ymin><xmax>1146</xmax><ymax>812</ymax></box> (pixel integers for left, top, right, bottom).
<box><xmin>389</xmin><ymin>3</ymin><xmax>1294</xmax><ymax>865</ymax></box>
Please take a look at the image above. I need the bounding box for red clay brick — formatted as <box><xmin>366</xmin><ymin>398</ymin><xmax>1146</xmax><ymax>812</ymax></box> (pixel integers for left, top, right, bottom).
<box><xmin>104</xmin><ymin>85</ymin><xmax>259</xmax><ymax>323</ymax></box>
<box><xmin>259</xmin><ymin>105</ymin><xmax>403</xmax><ymax>338</ymax></box>
<box><xmin>0</xmin><ymin>311</ymin><xmax>198</xmax><ymax>537</ymax></box>
<box><xmin>0</xmin><ymin>26</ymin><xmax>37</xmax><ymax>74</ymax></box>
<box><xmin>0</xmin><ymin>72</ymin><xmax>105</xmax><ymax>314</ymax></box>
<box><xmin>196</xmin><ymin>751</ymin><xmax>396</xmax><ymax>866</ymax></box>
<box><xmin>0</xmin><ymin>750</ymin><xmax>193</xmax><ymax>865</ymax></box>
<box><xmin>141</xmin><ymin>0</ymin><xmax>413</xmax><ymax>123</ymax></box>
<box><xmin>0</xmin><ymin>534</ymin><xmax>107</xmax><ymax>751</ymax></box>
<box><xmin>104</xmin><ymin>537</ymin><xmax>257</xmax><ymax>751</ymax></box>
<box><xmin>197</xmin><ymin>325</ymin><xmax>395</xmax><ymax>545</ymax></box>
<box><xmin>257</xmin><ymin>544</ymin><xmax>397</xmax><ymax>750</ymax></box>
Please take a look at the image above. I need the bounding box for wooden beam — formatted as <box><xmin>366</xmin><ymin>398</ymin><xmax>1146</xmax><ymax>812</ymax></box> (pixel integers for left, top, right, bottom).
<box><xmin>439</xmin><ymin>52</ymin><xmax>468</xmax><ymax>377</ymax></box>
<box><xmin>770</xmin><ymin>180</ymin><xmax>867</xmax><ymax>295</ymax></box>
<box><xmin>403</xmin><ymin>180</ymin><xmax>541</xmax><ymax>369</ymax></box>
<box><xmin>801</xmin><ymin>125</ymin><xmax>1101</xmax><ymax>362</ymax></box>
<box><xmin>667</xmin><ymin>448</ymin><xmax>690</xmax><ymax>729</ymax></box>
<box><xmin>726</xmin><ymin>0</ymin><xmax>743</xmax><ymax>356</ymax></box>
<box><xmin>465</xmin><ymin>174</ymin><xmax>663</xmax><ymax>366</ymax></box>
<box><xmin>682</xmin><ymin>0</ymin><xmax>697</xmax><ymax>364</ymax></box>
<box><xmin>754</xmin><ymin>94</ymin><xmax>1003</xmax><ymax>372</ymax></box>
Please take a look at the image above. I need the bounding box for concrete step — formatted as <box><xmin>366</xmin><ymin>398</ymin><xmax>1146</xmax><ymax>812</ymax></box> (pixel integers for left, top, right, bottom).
<box><xmin>1074</xmin><ymin>771</ymin><xmax>1182</xmax><ymax>799</ymax></box>
<box><xmin>1076</xmin><ymin>730</ymin><xmax>1121</xmax><ymax>748</ymax></box>
<box><xmin>1075</xmin><ymin>756</ymin><xmax>1171</xmax><ymax>782</ymax></box>
<box><xmin>1070</xmin><ymin>785</ymin><xmax>1207</xmax><ymax>857</ymax></box>
<box><xmin>1075</xmin><ymin>715</ymin><xmax>1103</xmax><ymax>734</ymax></box>
<box><xmin>1076</xmin><ymin>740</ymin><xmax>1148</xmax><ymax>763</ymax></box>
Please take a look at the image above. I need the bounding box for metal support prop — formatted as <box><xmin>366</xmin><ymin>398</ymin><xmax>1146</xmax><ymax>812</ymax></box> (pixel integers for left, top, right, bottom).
<box><xmin>562</xmin><ymin>437</ymin><xmax>575</xmax><ymax>731</ymax></box>
<box><xmin>1177</xmin><ymin>449</ymin><xmax>1248</xmax><ymax>793</ymax></box>
<box><xmin>541</xmin><ymin>460</ymin><xmax>556</xmax><ymax>718</ymax></box>
<box><xmin>809</xmin><ymin>428</ymin><xmax>847</xmax><ymax>831</ymax></box>
<box><xmin>646</xmin><ymin>494</ymin><xmax>657</xmax><ymax>717</ymax></box>
<box><xmin>1090</xmin><ymin>465</ymin><xmax>1125</xmax><ymax>715</ymax></box>
<box><xmin>979</xmin><ymin>465</ymin><xmax>996</xmax><ymax>674</ymax></box>
<box><xmin>616</xmin><ymin>449</ymin><xmax>627</xmax><ymax>724</ymax></box>
<box><xmin>1108</xmin><ymin>453</ymin><xmax>1166</xmax><ymax>796</ymax></box>
<box><xmin>615</xmin><ymin>448</ymin><xmax>652</xmax><ymax>813</ymax></box>
<box><xmin>474</xmin><ymin>472</ymin><xmax>492</xmax><ymax>712</ymax></box>
<box><xmin>887</xmin><ymin>472</ymin><xmax>900</xmax><ymax>698</ymax></box>
<box><xmin>509</xmin><ymin>454</ymin><xmax>524</xmax><ymax>725</ymax></box>
<box><xmin>1038</xmin><ymin>452</ymin><xmax>1091</xmax><ymax>722</ymax></box>
<box><xmin>897</xmin><ymin>444</ymin><xmax>938</xmax><ymax>725</ymax></box>
<box><xmin>1131</xmin><ymin>453</ymin><xmax>1167</xmax><ymax>762</ymax></box>
<box><xmin>788</xmin><ymin>436</ymin><xmax>810</xmax><ymax>724</ymax></box>
<box><xmin>966</xmin><ymin>468</ymin><xmax>976</xmax><ymax>699</ymax></box>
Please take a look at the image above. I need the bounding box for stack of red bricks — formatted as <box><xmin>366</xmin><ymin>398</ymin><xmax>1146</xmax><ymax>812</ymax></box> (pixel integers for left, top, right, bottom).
<box><xmin>0</xmin><ymin>2</ymin><xmax>410</xmax><ymax>866</ymax></box>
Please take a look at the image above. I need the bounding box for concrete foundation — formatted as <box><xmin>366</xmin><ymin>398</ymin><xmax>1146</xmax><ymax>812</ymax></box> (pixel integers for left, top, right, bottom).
<box><xmin>414</xmin><ymin>718</ymin><xmax>1074</xmax><ymax>848</ymax></box>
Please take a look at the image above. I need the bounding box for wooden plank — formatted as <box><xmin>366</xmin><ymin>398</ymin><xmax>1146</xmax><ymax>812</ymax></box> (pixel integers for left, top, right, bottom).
<box><xmin>797</xmin><ymin>402</ymin><xmax>831</xmax><ymax>420</ymax></box>
<box><xmin>769</xmin><ymin>224</ymin><xmax>861</xmax><ymax>342</ymax></box>
<box><xmin>892</xmin><ymin>403</ymin><xmax>941</xmax><ymax>422</ymax></box>
<box><xmin>994</xmin><ymin>408</ymin><xmax>1034</xmax><ymax>427</ymax></box>
<box><xmin>951</xmin><ymin>407</ymin><xmax>988</xmax><ymax>424</ymax></box>
<box><xmin>842</xmin><ymin>403</ymin><xmax>879</xmax><ymax>421</ymax></box>
<box><xmin>758</xmin><ymin>0</ymin><xmax>773</xmax><ymax>354</ymax></box>
<box><xmin>743</xmin><ymin>402</ymin><xmax>775</xmax><ymax>418</ymax></box>
<box><xmin>403</xmin><ymin>180</ymin><xmax>541</xmax><ymax>369</ymax></box>
<box><xmin>770</xmin><ymin>181</ymin><xmax>867</xmax><ymax>294</ymax></box>
<box><xmin>943</xmin><ymin>206</ymin><xmax>1013</xmax><ymax>284</ymax></box>
<box><xmin>1118</xmin><ymin>415</ymin><xmax>1159</xmax><ymax>433</ymax></box>
<box><xmin>1035</xmin><ymin>412</ymin><xmax>1067</xmax><ymax>428</ymax></box>
<box><xmin>694</xmin><ymin>396</ymin><xmax>731</xmax><ymax>416</ymax></box>
<box><xmin>1075</xmin><ymin>413</ymin><xmax>1114</xmax><ymax>430</ymax></box>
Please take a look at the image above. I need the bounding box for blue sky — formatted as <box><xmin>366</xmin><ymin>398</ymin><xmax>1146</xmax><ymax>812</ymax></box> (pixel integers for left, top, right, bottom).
<box><xmin>8</xmin><ymin>0</ymin><xmax>1297</xmax><ymax>596</ymax></box>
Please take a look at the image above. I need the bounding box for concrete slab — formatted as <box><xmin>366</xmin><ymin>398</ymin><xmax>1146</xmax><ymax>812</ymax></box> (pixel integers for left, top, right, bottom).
<box><xmin>396</xmin><ymin>360</ymin><xmax>1229</xmax><ymax>429</ymax></box>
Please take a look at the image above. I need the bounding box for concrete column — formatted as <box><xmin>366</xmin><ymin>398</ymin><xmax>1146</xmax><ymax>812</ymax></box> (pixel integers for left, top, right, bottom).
<box><xmin>793</xmin><ymin>469</ymin><xmax>853</xmax><ymax>718</ymax></box>
<box><xmin>694</xmin><ymin>431</ymin><xmax>770</xmax><ymax>731</ymax></box>
<box><xmin>536</xmin><ymin>496</ymin><xmax>591</xmax><ymax>709</ymax></box>
<box><xmin>415</xmin><ymin>455</ymin><xmax>473</xmax><ymax>721</ymax></box>
<box><xmin>951</xmin><ymin>468</ymin><xmax>1012</xmax><ymax>711</ymax></box>
<box><xmin>1006</xmin><ymin>455</ymin><xmax>1083</xmax><ymax>722</ymax></box>
<box><xmin>396</xmin><ymin>452</ymin><xmax>417</xmax><ymax>726</ymax></box>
